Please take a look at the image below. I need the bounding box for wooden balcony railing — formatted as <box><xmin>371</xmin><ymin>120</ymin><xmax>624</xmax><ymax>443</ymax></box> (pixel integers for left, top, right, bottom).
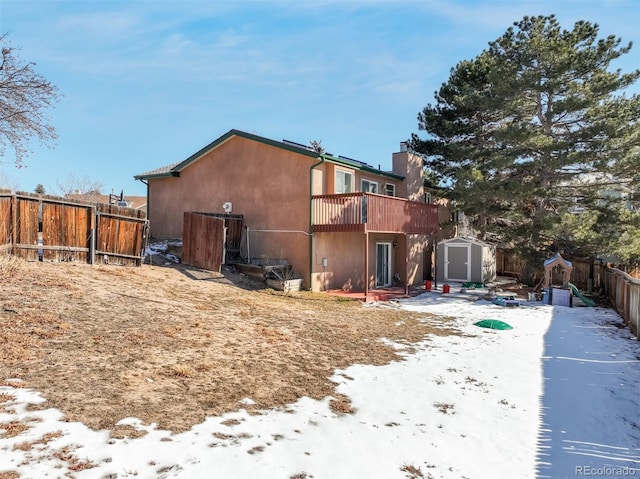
<box><xmin>312</xmin><ymin>193</ymin><xmax>439</xmax><ymax>234</ymax></box>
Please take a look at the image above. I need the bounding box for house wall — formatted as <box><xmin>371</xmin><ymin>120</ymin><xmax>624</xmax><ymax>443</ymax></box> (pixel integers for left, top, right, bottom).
<box><xmin>148</xmin><ymin>136</ymin><xmax>316</xmax><ymax>282</ymax></box>
<box><xmin>407</xmin><ymin>233</ymin><xmax>429</xmax><ymax>284</ymax></box>
<box><xmin>323</xmin><ymin>162</ymin><xmax>402</xmax><ymax>195</ymax></box>
<box><xmin>312</xmin><ymin>232</ymin><xmax>365</xmax><ymax>291</ymax></box>
<box><xmin>392</xmin><ymin>149</ymin><xmax>423</xmax><ymax>201</ymax></box>
<box><xmin>145</xmin><ymin>132</ymin><xmax>433</xmax><ymax>292</ymax></box>
<box><xmin>312</xmin><ymin>232</ymin><xmax>428</xmax><ymax>291</ymax></box>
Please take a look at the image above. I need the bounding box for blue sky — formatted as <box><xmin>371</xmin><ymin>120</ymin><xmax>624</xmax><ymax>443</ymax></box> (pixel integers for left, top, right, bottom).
<box><xmin>0</xmin><ymin>0</ymin><xmax>638</xmax><ymax>197</ymax></box>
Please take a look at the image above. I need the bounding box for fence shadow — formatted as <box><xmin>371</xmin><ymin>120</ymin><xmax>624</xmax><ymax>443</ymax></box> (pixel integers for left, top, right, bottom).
<box><xmin>166</xmin><ymin>263</ymin><xmax>270</xmax><ymax>292</ymax></box>
<box><xmin>536</xmin><ymin>306</ymin><xmax>640</xmax><ymax>477</ymax></box>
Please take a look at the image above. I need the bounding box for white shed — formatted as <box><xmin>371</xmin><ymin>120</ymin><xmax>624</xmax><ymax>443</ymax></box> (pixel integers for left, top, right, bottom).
<box><xmin>436</xmin><ymin>237</ymin><xmax>496</xmax><ymax>284</ymax></box>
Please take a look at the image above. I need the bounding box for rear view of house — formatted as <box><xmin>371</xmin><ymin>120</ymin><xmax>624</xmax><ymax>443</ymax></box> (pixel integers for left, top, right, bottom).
<box><xmin>135</xmin><ymin>129</ymin><xmax>439</xmax><ymax>294</ymax></box>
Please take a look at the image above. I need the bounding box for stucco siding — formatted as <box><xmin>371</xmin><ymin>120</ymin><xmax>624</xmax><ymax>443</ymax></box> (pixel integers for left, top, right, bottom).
<box><xmin>312</xmin><ymin>232</ymin><xmax>364</xmax><ymax>291</ymax></box>
<box><xmin>407</xmin><ymin>234</ymin><xmax>428</xmax><ymax>284</ymax></box>
<box><xmin>149</xmin><ymin>137</ymin><xmax>312</xmax><ymax>236</ymax></box>
<box><xmin>148</xmin><ymin>136</ymin><xmax>315</xmax><ymax>281</ymax></box>
<box><xmin>312</xmin><ymin>232</ymin><xmax>427</xmax><ymax>291</ymax></box>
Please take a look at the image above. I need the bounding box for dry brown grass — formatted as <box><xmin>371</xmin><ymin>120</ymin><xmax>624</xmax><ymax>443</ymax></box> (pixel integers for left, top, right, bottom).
<box><xmin>50</xmin><ymin>444</ymin><xmax>95</xmax><ymax>471</ymax></box>
<box><xmin>0</xmin><ymin>420</ymin><xmax>30</xmax><ymax>438</ymax></box>
<box><xmin>0</xmin><ymin>471</ymin><xmax>20</xmax><ymax>479</ymax></box>
<box><xmin>329</xmin><ymin>393</ymin><xmax>354</xmax><ymax>415</ymax></box>
<box><xmin>0</xmin><ymin>258</ymin><xmax>458</xmax><ymax>432</ymax></box>
<box><xmin>0</xmin><ymin>254</ymin><xmax>22</xmax><ymax>282</ymax></box>
<box><xmin>401</xmin><ymin>463</ymin><xmax>426</xmax><ymax>478</ymax></box>
<box><xmin>109</xmin><ymin>424</ymin><xmax>148</xmax><ymax>440</ymax></box>
<box><xmin>13</xmin><ymin>430</ymin><xmax>64</xmax><ymax>451</ymax></box>
<box><xmin>434</xmin><ymin>402</ymin><xmax>456</xmax><ymax>414</ymax></box>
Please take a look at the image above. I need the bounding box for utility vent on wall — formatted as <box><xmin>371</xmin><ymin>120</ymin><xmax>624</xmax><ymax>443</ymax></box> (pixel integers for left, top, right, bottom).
<box><xmin>223</xmin><ymin>202</ymin><xmax>233</xmax><ymax>214</ymax></box>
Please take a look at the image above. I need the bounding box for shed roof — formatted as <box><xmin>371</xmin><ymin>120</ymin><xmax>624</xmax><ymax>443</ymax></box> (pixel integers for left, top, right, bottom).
<box><xmin>134</xmin><ymin>129</ymin><xmax>404</xmax><ymax>181</ymax></box>
<box><xmin>438</xmin><ymin>236</ymin><xmax>493</xmax><ymax>247</ymax></box>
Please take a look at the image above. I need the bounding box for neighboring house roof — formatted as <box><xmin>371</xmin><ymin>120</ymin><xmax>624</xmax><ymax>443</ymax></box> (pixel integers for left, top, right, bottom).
<box><xmin>134</xmin><ymin>129</ymin><xmax>404</xmax><ymax>181</ymax></box>
<box><xmin>65</xmin><ymin>193</ymin><xmax>147</xmax><ymax>211</ymax></box>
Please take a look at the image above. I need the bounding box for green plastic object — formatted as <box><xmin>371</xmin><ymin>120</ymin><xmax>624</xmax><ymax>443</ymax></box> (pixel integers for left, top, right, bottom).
<box><xmin>462</xmin><ymin>282</ymin><xmax>485</xmax><ymax>289</ymax></box>
<box><xmin>474</xmin><ymin>319</ymin><xmax>513</xmax><ymax>330</ymax></box>
<box><xmin>567</xmin><ymin>282</ymin><xmax>596</xmax><ymax>307</ymax></box>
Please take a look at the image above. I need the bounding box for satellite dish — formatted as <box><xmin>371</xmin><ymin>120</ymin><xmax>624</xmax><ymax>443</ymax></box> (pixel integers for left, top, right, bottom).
<box><xmin>223</xmin><ymin>202</ymin><xmax>233</xmax><ymax>213</ymax></box>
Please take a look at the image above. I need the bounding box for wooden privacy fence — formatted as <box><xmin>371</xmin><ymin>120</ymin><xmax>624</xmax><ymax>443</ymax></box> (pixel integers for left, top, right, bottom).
<box><xmin>496</xmin><ymin>247</ymin><xmax>640</xmax><ymax>338</ymax></box>
<box><xmin>496</xmin><ymin>249</ymin><xmax>525</xmax><ymax>277</ymax></box>
<box><xmin>496</xmin><ymin>249</ymin><xmax>604</xmax><ymax>292</ymax></box>
<box><xmin>0</xmin><ymin>192</ymin><xmax>148</xmax><ymax>266</ymax></box>
<box><xmin>603</xmin><ymin>268</ymin><xmax>640</xmax><ymax>339</ymax></box>
<box><xmin>182</xmin><ymin>212</ymin><xmax>244</xmax><ymax>272</ymax></box>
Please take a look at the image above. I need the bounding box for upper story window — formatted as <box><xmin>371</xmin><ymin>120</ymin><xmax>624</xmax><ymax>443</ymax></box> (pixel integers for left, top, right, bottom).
<box><xmin>425</xmin><ymin>192</ymin><xmax>432</xmax><ymax>204</ymax></box>
<box><xmin>361</xmin><ymin>179</ymin><xmax>378</xmax><ymax>193</ymax></box>
<box><xmin>335</xmin><ymin>169</ymin><xmax>353</xmax><ymax>194</ymax></box>
<box><xmin>384</xmin><ymin>183</ymin><xmax>395</xmax><ymax>197</ymax></box>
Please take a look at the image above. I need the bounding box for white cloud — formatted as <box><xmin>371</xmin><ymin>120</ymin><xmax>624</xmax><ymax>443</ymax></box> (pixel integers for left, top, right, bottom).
<box><xmin>53</xmin><ymin>10</ymin><xmax>140</xmax><ymax>39</ymax></box>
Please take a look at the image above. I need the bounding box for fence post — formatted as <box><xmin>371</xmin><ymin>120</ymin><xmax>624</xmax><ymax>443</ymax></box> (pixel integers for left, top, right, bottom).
<box><xmin>11</xmin><ymin>194</ymin><xmax>16</xmax><ymax>256</ymax></box>
<box><xmin>141</xmin><ymin>220</ymin><xmax>150</xmax><ymax>267</ymax></box>
<box><xmin>89</xmin><ymin>206</ymin><xmax>96</xmax><ymax>265</ymax></box>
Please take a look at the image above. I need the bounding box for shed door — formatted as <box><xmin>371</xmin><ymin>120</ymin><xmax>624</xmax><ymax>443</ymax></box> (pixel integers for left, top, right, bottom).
<box><xmin>445</xmin><ymin>244</ymin><xmax>470</xmax><ymax>282</ymax></box>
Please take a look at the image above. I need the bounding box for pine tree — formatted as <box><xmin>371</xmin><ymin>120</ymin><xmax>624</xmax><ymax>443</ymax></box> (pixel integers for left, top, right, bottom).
<box><xmin>411</xmin><ymin>15</ymin><xmax>640</xmax><ymax>265</ymax></box>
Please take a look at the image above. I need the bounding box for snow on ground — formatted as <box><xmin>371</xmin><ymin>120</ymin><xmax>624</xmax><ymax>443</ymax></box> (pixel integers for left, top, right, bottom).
<box><xmin>1</xmin><ymin>284</ymin><xmax>639</xmax><ymax>478</ymax></box>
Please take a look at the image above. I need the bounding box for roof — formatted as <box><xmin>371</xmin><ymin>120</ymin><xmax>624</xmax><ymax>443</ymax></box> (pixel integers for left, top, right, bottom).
<box><xmin>133</xmin><ymin>162</ymin><xmax>181</xmax><ymax>180</ymax></box>
<box><xmin>438</xmin><ymin>236</ymin><xmax>493</xmax><ymax>247</ymax></box>
<box><xmin>65</xmin><ymin>193</ymin><xmax>147</xmax><ymax>211</ymax></box>
<box><xmin>544</xmin><ymin>253</ymin><xmax>573</xmax><ymax>270</ymax></box>
<box><xmin>134</xmin><ymin>129</ymin><xmax>404</xmax><ymax>181</ymax></box>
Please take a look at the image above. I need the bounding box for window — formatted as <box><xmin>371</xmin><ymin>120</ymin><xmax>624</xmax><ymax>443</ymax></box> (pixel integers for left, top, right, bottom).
<box><xmin>361</xmin><ymin>179</ymin><xmax>378</xmax><ymax>193</ymax></box>
<box><xmin>335</xmin><ymin>169</ymin><xmax>353</xmax><ymax>193</ymax></box>
<box><xmin>385</xmin><ymin>183</ymin><xmax>395</xmax><ymax>197</ymax></box>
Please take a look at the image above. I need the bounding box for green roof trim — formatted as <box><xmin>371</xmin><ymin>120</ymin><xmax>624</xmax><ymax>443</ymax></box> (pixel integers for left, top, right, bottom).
<box><xmin>323</xmin><ymin>152</ymin><xmax>404</xmax><ymax>180</ymax></box>
<box><xmin>134</xmin><ymin>129</ymin><xmax>404</xmax><ymax>181</ymax></box>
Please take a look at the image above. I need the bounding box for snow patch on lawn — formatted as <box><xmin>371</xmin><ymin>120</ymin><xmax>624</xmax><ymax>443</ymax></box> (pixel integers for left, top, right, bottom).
<box><xmin>1</xmin><ymin>288</ymin><xmax>638</xmax><ymax>478</ymax></box>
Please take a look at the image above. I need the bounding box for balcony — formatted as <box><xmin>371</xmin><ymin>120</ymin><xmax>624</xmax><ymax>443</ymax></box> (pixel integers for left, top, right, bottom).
<box><xmin>311</xmin><ymin>193</ymin><xmax>438</xmax><ymax>235</ymax></box>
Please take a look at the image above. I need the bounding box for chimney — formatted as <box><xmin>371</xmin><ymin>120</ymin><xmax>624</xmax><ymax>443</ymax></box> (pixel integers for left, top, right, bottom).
<box><xmin>392</xmin><ymin>143</ymin><xmax>423</xmax><ymax>202</ymax></box>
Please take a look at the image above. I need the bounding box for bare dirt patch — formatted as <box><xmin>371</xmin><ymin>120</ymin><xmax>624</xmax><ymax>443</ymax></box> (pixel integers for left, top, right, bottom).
<box><xmin>0</xmin><ymin>258</ymin><xmax>457</xmax><ymax>432</ymax></box>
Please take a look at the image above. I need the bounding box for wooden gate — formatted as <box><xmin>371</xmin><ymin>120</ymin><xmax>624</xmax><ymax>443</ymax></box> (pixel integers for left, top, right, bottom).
<box><xmin>95</xmin><ymin>206</ymin><xmax>148</xmax><ymax>264</ymax></box>
<box><xmin>222</xmin><ymin>215</ymin><xmax>244</xmax><ymax>262</ymax></box>
<box><xmin>182</xmin><ymin>212</ymin><xmax>244</xmax><ymax>271</ymax></box>
<box><xmin>182</xmin><ymin>212</ymin><xmax>225</xmax><ymax>272</ymax></box>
